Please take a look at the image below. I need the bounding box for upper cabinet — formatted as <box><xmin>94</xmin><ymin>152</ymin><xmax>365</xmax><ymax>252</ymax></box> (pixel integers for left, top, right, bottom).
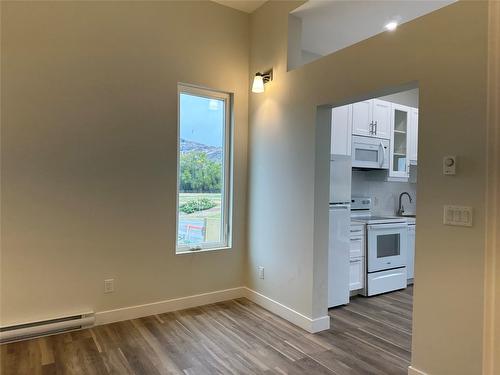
<box><xmin>351</xmin><ymin>100</ymin><xmax>372</xmax><ymax>137</ymax></box>
<box><xmin>331</xmin><ymin>98</ymin><xmax>418</xmax><ymax>173</ymax></box>
<box><xmin>331</xmin><ymin>104</ymin><xmax>352</xmax><ymax>156</ymax></box>
<box><xmin>389</xmin><ymin>104</ymin><xmax>411</xmax><ymax>179</ymax></box>
<box><xmin>372</xmin><ymin>100</ymin><xmax>391</xmax><ymax>139</ymax></box>
<box><xmin>409</xmin><ymin>108</ymin><xmax>419</xmax><ymax>165</ymax></box>
<box><xmin>352</xmin><ymin>99</ymin><xmax>391</xmax><ymax>139</ymax></box>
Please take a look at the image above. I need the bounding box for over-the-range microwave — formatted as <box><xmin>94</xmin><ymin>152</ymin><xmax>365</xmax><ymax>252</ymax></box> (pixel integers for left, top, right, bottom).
<box><xmin>351</xmin><ymin>135</ymin><xmax>389</xmax><ymax>169</ymax></box>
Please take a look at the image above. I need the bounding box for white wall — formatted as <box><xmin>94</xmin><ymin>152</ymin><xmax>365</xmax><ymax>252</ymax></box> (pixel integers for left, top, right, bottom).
<box><xmin>379</xmin><ymin>88</ymin><xmax>419</xmax><ymax>107</ymax></box>
<box><xmin>0</xmin><ymin>1</ymin><xmax>249</xmax><ymax>326</ymax></box>
<box><xmin>249</xmin><ymin>1</ymin><xmax>488</xmax><ymax>374</ymax></box>
<box><xmin>351</xmin><ymin>170</ymin><xmax>417</xmax><ymax>215</ymax></box>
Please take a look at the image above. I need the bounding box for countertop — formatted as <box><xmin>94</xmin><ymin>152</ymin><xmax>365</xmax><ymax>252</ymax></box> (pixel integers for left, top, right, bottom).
<box><xmin>351</xmin><ymin>216</ymin><xmax>416</xmax><ymax>225</ymax></box>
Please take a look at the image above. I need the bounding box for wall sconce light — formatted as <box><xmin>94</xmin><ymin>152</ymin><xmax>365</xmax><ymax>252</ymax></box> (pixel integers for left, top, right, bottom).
<box><xmin>252</xmin><ymin>69</ymin><xmax>273</xmax><ymax>93</ymax></box>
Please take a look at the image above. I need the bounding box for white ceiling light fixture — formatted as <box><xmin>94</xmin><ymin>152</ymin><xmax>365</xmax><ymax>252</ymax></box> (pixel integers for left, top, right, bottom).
<box><xmin>251</xmin><ymin>69</ymin><xmax>273</xmax><ymax>94</ymax></box>
<box><xmin>385</xmin><ymin>21</ymin><xmax>398</xmax><ymax>31</ymax></box>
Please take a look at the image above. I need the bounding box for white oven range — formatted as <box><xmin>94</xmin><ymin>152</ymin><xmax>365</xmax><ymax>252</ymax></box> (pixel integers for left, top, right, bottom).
<box><xmin>351</xmin><ymin>197</ymin><xmax>408</xmax><ymax>296</ymax></box>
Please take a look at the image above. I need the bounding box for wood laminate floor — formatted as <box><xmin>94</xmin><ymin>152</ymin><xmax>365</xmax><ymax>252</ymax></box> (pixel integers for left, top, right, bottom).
<box><xmin>1</xmin><ymin>287</ymin><xmax>413</xmax><ymax>375</ymax></box>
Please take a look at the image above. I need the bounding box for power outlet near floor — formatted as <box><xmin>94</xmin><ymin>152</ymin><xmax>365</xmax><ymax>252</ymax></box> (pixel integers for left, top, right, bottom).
<box><xmin>258</xmin><ymin>266</ymin><xmax>265</xmax><ymax>280</ymax></box>
<box><xmin>104</xmin><ymin>279</ymin><xmax>114</xmax><ymax>293</ymax></box>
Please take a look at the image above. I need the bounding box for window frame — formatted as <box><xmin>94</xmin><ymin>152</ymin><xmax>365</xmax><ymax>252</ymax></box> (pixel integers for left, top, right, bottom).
<box><xmin>176</xmin><ymin>84</ymin><xmax>233</xmax><ymax>254</ymax></box>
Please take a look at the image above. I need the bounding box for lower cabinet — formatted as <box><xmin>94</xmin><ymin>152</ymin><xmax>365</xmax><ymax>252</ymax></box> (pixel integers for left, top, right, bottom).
<box><xmin>349</xmin><ymin>257</ymin><xmax>365</xmax><ymax>291</ymax></box>
<box><xmin>349</xmin><ymin>223</ymin><xmax>366</xmax><ymax>293</ymax></box>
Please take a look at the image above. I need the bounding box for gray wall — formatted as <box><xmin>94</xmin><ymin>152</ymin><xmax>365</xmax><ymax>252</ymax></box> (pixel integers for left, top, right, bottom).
<box><xmin>1</xmin><ymin>1</ymin><xmax>249</xmax><ymax>326</ymax></box>
<box><xmin>249</xmin><ymin>2</ymin><xmax>488</xmax><ymax>374</ymax></box>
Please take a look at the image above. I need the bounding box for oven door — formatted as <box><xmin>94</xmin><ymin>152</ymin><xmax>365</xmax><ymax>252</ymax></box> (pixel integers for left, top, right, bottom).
<box><xmin>367</xmin><ymin>223</ymin><xmax>408</xmax><ymax>273</ymax></box>
<box><xmin>352</xmin><ymin>136</ymin><xmax>389</xmax><ymax>169</ymax></box>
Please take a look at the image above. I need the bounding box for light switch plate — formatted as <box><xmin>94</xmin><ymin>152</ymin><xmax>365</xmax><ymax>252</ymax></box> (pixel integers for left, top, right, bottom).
<box><xmin>104</xmin><ymin>279</ymin><xmax>114</xmax><ymax>293</ymax></box>
<box><xmin>443</xmin><ymin>205</ymin><xmax>472</xmax><ymax>227</ymax></box>
<box><xmin>443</xmin><ymin>156</ymin><xmax>456</xmax><ymax>175</ymax></box>
<box><xmin>258</xmin><ymin>266</ymin><xmax>264</xmax><ymax>279</ymax></box>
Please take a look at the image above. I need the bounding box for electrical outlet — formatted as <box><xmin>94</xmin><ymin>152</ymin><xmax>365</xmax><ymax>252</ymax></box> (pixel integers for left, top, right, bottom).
<box><xmin>104</xmin><ymin>279</ymin><xmax>114</xmax><ymax>293</ymax></box>
<box><xmin>258</xmin><ymin>266</ymin><xmax>264</xmax><ymax>280</ymax></box>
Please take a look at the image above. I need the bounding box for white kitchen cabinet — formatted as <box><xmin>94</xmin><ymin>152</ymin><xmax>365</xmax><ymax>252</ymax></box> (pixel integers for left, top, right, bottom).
<box><xmin>372</xmin><ymin>99</ymin><xmax>391</xmax><ymax>139</ymax></box>
<box><xmin>349</xmin><ymin>235</ymin><xmax>364</xmax><ymax>258</ymax></box>
<box><xmin>389</xmin><ymin>104</ymin><xmax>411</xmax><ymax>179</ymax></box>
<box><xmin>409</xmin><ymin>108</ymin><xmax>419</xmax><ymax>165</ymax></box>
<box><xmin>352</xmin><ymin>101</ymin><xmax>372</xmax><ymax>137</ymax></box>
<box><xmin>349</xmin><ymin>257</ymin><xmax>365</xmax><ymax>291</ymax></box>
<box><xmin>407</xmin><ymin>224</ymin><xmax>416</xmax><ymax>282</ymax></box>
<box><xmin>352</xmin><ymin>99</ymin><xmax>391</xmax><ymax>139</ymax></box>
<box><xmin>349</xmin><ymin>224</ymin><xmax>364</xmax><ymax>258</ymax></box>
<box><xmin>331</xmin><ymin>105</ymin><xmax>352</xmax><ymax>156</ymax></box>
<box><xmin>349</xmin><ymin>223</ymin><xmax>365</xmax><ymax>292</ymax></box>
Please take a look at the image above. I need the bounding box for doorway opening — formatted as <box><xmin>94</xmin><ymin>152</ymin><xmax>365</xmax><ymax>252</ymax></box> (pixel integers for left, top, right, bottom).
<box><xmin>324</xmin><ymin>87</ymin><xmax>419</xmax><ymax>372</ymax></box>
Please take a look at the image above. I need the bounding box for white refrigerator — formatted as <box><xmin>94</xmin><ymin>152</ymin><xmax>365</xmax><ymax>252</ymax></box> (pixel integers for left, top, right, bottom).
<box><xmin>328</xmin><ymin>155</ymin><xmax>351</xmax><ymax>307</ymax></box>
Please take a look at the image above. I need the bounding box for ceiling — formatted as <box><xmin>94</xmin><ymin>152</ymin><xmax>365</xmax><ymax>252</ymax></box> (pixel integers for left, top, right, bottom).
<box><xmin>292</xmin><ymin>0</ymin><xmax>457</xmax><ymax>56</ymax></box>
<box><xmin>212</xmin><ymin>0</ymin><xmax>267</xmax><ymax>13</ymax></box>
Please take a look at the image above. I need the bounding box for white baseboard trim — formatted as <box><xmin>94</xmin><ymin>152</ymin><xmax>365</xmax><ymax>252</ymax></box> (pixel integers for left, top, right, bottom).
<box><xmin>95</xmin><ymin>287</ymin><xmax>245</xmax><ymax>325</ymax></box>
<box><xmin>95</xmin><ymin>286</ymin><xmax>330</xmax><ymax>335</ymax></box>
<box><xmin>408</xmin><ymin>365</ymin><xmax>429</xmax><ymax>375</ymax></box>
<box><xmin>244</xmin><ymin>287</ymin><xmax>330</xmax><ymax>333</ymax></box>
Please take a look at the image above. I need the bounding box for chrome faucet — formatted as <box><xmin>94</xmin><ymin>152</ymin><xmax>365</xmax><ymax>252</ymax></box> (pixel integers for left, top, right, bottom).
<box><xmin>398</xmin><ymin>192</ymin><xmax>412</xmax><ymax>216</ymax></box>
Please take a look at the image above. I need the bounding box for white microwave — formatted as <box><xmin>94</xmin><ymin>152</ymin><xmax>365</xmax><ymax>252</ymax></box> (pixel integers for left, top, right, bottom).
<box><xmin>351</xmin><ymin>135</ymin><xmax>389</xmax><ymax>169</ymax></box>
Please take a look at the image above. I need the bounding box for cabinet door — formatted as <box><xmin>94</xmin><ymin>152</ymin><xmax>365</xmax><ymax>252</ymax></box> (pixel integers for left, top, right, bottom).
<box><xmin>349</xmin><ymin>236</ymin><xmax>363</xmax><ymax>258</ymax></box>
<box><xmin>407</xmin><ymin>225</ymin><xmax>416</xmax><ymax>281</ymax></box>
<box><xmin>372</xmin><ymin>99</ymin><xmax>391</xmax><ymax>139</ymax></box>
<box><xmin>409</xmin><ymin>108</ymin><xmax>419</xmax><ymax>164</ymax></box>
<box><xmin>331</xmin><ymin>105</ymin><xmax>352</xmax><ymax>156</ymax></box>
<box><xmin>349</xmin><ymin>257</ymin><xmax>365</xmax><ymax>291</ymax></box>
<box><xmin>352</xmin><ymin>100</ymin><xmax>372</xmax><ymax>137</ymax></box>
<box><xmin>389</xmin><ymin>104</ymin><xmax>411</xmax><ymax>178</ymax></box>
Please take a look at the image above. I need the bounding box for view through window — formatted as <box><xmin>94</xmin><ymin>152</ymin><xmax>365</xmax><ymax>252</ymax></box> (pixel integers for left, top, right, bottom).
<box><xmin>176</xmin><ymin>85</ymin><xmax>231</xmax><ymax>253</ymax></box>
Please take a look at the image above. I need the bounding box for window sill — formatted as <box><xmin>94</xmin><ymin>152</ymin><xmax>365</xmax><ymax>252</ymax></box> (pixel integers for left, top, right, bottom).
<box><xmin>176</xmin><ymin>246</ymin><xmax>232</xmax><ymax>255</ymax></box>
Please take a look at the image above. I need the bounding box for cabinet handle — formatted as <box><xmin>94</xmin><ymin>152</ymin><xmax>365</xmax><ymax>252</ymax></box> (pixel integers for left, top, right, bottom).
<box><xmin>374</xmin><ymin>121</ymin><xmax>378</xmax><ymax>135</ymax></box>
<box><xmin>378</xmin><ymin>141</ymin><xmax>385</xmax><ymax>167</ymax></box>
<box><xmin>369</xmin><ymin>121</ymin><xmax>373</xmax><ymax>135</ymax></box>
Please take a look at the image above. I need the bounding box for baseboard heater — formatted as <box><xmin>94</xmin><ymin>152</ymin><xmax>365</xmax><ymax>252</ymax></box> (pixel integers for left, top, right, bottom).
<box><xmin>0</xmin><ymin>312</ymin><xmax>95</xmax><ymax>344</ymax></box>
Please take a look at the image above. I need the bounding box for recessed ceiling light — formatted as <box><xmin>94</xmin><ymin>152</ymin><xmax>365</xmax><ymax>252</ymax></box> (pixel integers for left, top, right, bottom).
<box><xmin>385</xmin><ymin>21</ymin><xmax>398</xmax><ymax>31</ymax></box>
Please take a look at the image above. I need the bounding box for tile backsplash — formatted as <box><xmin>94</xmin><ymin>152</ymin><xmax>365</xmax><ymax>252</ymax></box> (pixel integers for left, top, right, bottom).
<box><xmin>351</xmin><ymin>169</ymin><xmax>417</xmax><ymax>216</ymax></box>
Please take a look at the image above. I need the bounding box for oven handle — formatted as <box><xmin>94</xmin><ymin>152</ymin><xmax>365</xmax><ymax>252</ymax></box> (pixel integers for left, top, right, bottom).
<box><xmin>368</xmin><ymin>223</ymin><xmax>408</xmax><ymax>230</ymax></box>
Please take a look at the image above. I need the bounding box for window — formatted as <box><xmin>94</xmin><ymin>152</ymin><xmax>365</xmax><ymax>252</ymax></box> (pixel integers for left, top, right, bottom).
<box><xmin>176</xmin><ymin>84</ymin><xmax>232</xmax><ymax>253</ymax></box>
